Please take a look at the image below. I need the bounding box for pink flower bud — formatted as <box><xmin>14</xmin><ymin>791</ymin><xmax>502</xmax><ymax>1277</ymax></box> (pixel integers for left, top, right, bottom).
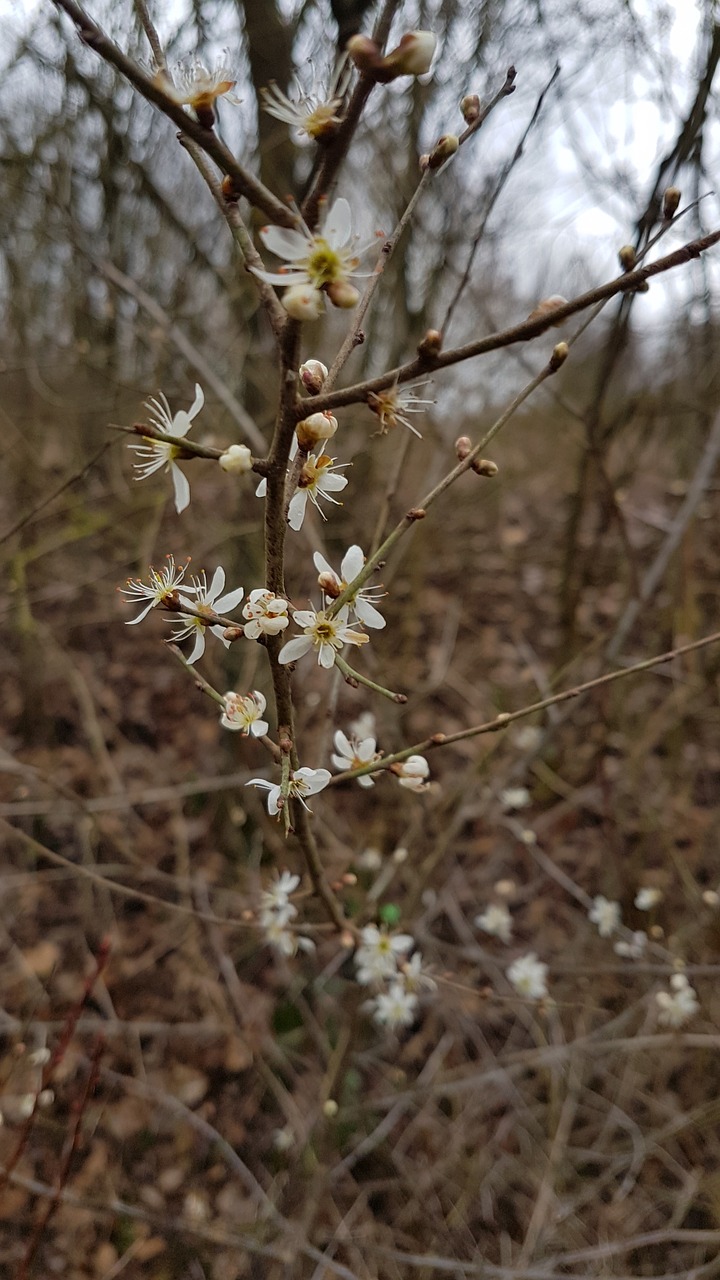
<box><xmin>296</xmin><ymin>411</ymin><xmax>338</xmax><ymax>451</ymax></box>
<box><xmin>299</xmin><ymin>359</ymin><xmax>328</xmax><ymax>394</ymax></box>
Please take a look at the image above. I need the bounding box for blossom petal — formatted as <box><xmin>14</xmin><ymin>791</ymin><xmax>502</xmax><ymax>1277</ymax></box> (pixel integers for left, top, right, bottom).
<box><xmin>208</xmin><ymin>566</ymin><xmax>226</xmax><ymax>601</ymax></box>
<box><xmin>186</xmin><ymin>628</ymin><xmax>206</xmax><ymax>664</ymax></box>
<box><xmin>250</xmin><ymin>719</ymin><xmax>269</xmax><ymax>737</ymax></box>
<box><xmin>319</xmin><ymin>644</ymin><xmax>336</xmax><ymax>668</ymax></box>
<box><xmin>288</xmin><ymin>490</ymin><xmax>308</xmax><ymax>530</ymax></box>
<box><xmin>354</xmin><ymin>598</ymin><xmax>385</xmax><ymax>629</ymax></box>
<box><xmin>292</xmin><ymin>610</ymin><xmax>318</xmax><ymax>628</ymax></box>
<box><xmin>188</xmin><ymin>383</ymin><xmax>205</xmax><ymax>420</ymax></box>
<box><xmin>313</xmin><ymin>552</ymin><xmax>334</xmax><ymax>577</ymax></box>
<box><xmin>295</xmin><ymin>767</ymin><xmax>331</xmax><ymax>794</ymax></box>
<box><xmin>171</xmin><ymin>464</ymin><xmax>191</xmax><ymax>513</ymax></box>
<box><xmin>278</xmin><ymin>636</ymin><xmax>313</xmax><ymax>664</ymax></box>
<box><xmin>259</xmin><ymin>225</ymin><xmax>309</xmax><ymax>260</ymax></box>
<box><xmin>216</xmin><ymin>586</ymin><xmax>245</xmax><ymax>613</ymax></box>
<box><xmin>334</xmin><ymin>730</ymin><xmax>353</xmax><ymax>757</ymax></box>
<box><xmin>250</xmin><ymin>267</ymin><xmax>310</xmax><ymax>286</ymax></box>
<box><xmin>324</xmin><ymin>198</ymin><xmax>352</xmax><ymax>248</ymax></box>
<box><xmin>125</xmin><ymin>600</ymin><xmax>156</xmax><ymax>625</ymax></box>
<box><xmin>318</xmin><ymin>474</ymin><xmax>348</xmax><ymax>493</ymax></box>
<box><xmin>340</xmin><ymin>545</ymin><xmax>364</xmax><ymax>580</ymax></box>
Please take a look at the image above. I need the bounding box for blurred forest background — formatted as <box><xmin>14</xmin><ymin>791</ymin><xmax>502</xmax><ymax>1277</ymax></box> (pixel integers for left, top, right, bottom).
<box><xmin>3</xmin><ymin>0</ymin><xmax>720</xmax><ymax>1277</ymax></box>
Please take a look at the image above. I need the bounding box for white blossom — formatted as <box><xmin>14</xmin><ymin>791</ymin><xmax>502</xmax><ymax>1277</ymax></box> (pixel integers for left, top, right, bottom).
<box><xmin>242</xmin><ymin>589</ymin><xmax>290</xmax><ymax>639</ymax></box>
<box><xmin>614</xmin><ymin>930</ymin><xmax>647</xmax><ymax>959</ymax></box>
<box><xmin>656</xmin><ymin>973</ymin><xmax>699</xmax><ymax>1027</ymax></box>
<box><xmin>261</xmin><ymin>78</ymin><xmax>343</xmax><ymax>140</ymax></box>
<box><xmin>368</xmin><ymin>381</ymin><xmax>434</xmax><ymax>437</ymax></box>
<box><xmin>355</xmin><ymin>925</ymin><xmax>413</xmax><ymax>986</ymax></box>
<box><xmin>507</xmin><ymin>952</ymin><xmax>548</xmax><ymax>1000</ymax></box>
<box><xmin>251</xmin><ymin>197</ymin><xmax>374</xmax><ymax>314</ymax></box>
<box><xmin>261</xmin><ymin>870</ymin><xmax>300</xmax><ymax>916</ymax></box>
<box><xmin>220</xmin><ymin>691</ymin><xmax>268</xmax><ymax>737</ymax></box>
<box><xmin>288</xmin><ymin>453</ymin><xmax>348</xmax><ymax>530</ymax></box>
<box><xmin>588</xmin><ymin>895</ymin><xmax>621</xmax><ymax>938</ymax></box>
<box><xmin>635</xmin><ymin>887</ymin><xmax>663</xmax><ymax>910</ymax></box>
<box><xmin>475</xmin><ymin>903</ymin><xmax>513</xmax><ymax>945</ymax></box>
<box><xmin>399</xmin><ymin>951</ymin><xmax>437</xmax><ymax>992</ymax></box>
<box><xmin>156</xmin><ymin>52</ymin><xmax>241</xmax><ymax>113</ymax></box>
<box><xmin>170</xmin><ymin>566</ymin><xmax>244</xmax><ymax>664</ymax></box>
<box><xmin>370</xmin><ymin>982</ymin><xmax>419</xmax><ymax>1030</ymax></box>
<box><xmin>396</xmin><ymin>755</ymin><xmax>430</xmax><ymax>792</ymax></box>
<box><xmin>499</xmin><ymin>786</ymin><xmax>531</xmax><ymax>811</ymax></box>
<box><xmin>130</xmin><ymin>384</ymin><xmax>204</xmax><ymax>513</ymax></box>
<box><xmin>279</xmin><ymin>606</ymin><xmax>368</xmax><ymax>669</ymax></box>
<box><xmin>219</xmin><ymin>444</ymin><xmax>253</xmax><ymax>475</ymax></box>
<box><xmin>120</xmin><ymin>555</ymin><xmax>190</xmax><ymax>624</ymax></box>
<box><xmin>314</xmin><ymin>544</ymin><xmax>386</xmax><ymax>628</ymax></box>
<box><xmin>331</xmin><ymin>729</ymin><xmax>378</xmax><ymax>787</ymax></box>
<box><xmin>247</xmin><ymin>766</ymin><xmax>331</xmax><ymax>817</ymax></box>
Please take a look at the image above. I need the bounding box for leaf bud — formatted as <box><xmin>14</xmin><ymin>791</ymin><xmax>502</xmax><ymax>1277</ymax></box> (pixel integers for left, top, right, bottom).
<box><xmin>527</xmin><ymin>295</ymin><xmax>568</xmax><ymax>326</ymax></box>
<box><xmin>299</xmin><ymin>359</ymin><xmax>328</xmax><ymax>394</ymax></box>
<box><xmin>662</xmin><ymin>186</ymin><xmax>681</xmax><ymax>220</ymax></box>
<box><xmin>296</xmin><ymin>411</ymin><xmax>338</xmax><ymax>451</ymax></box>
<box><xmin>460</xmin><ymin>93</ymin><xmax>481</xmax><ymax>123</ymax></box>
<box><xmin>549</xmin><ymin>341</ymin><xmax>569</xmax><ymax>371</ymax></box>
<box><xmin>471</xmin><ymin>458</ymin><xmax>498</xmax><ymax>476</ymax></box>
<box><xmin>346</xmin><ymin>34</ymin><xmax>382</xmax><ymax>74</ymax></box>
<box><xmin>219</xmin><ymin>444</ymin><xmax>253</xmax><ymax>475</ymax></box>
<box><xmin>618</xmin><ymin>244</ymin><xmax>636</xmax><ymax>272</ymax></box>
<box><xmin>326</xmin><ymin>279</ymin><xmax>360</xmax><ymax>309</ymax></box>
<box><xmin>418</xmin><ymin>328</ymin><xmax>442</xmax><ymax>358</ymax></box>
<box><xmin>282</xmin><ymin>284</ymin><xmax>324</xmax><ymax>321</ymax></box>
<box><xmin>455</xmin><ymin>435</ymin><xmax>472</xmax><ymax>460</ymax></box>
<box><xmin>427</xmin><ymin>134</ymin><xmax>459</xmax><ymax>170</ymax></box>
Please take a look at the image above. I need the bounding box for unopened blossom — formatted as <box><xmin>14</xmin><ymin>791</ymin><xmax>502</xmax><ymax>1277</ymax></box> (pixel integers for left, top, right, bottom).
<box><xmin>355</xmin><ymin>925</ymin><xmax>414</xmax><ymax>986</ymax></box>
<box><xmin>296</xmin><ymin>411</ymin><xmax>338</xmax><ymax>451</ymax></box>
<box><xmin>588</xmin><ymin>895</ymin><xmax>621</xmax><ymax>938</ymax></box>
<box><xmin>288</xmin><ymin>453</ymin><xmax>348</xmax><ymax>530</ymax></box>
<box><xmin>527</xmin><ymin>294</ymin><xmax>568</xmax><ymax>326</ymax></box>
<box><xmin>220</xmin><ymin>691</ymin><xmax>268</xmax><ymax>737</ymax></box>
<box><xmin>299</xmin><ymin>359</ymin><xmax>328</xmax><ymax>394</ymax></box>
<box><xmin>475</xmin><ymin>903</ymin><xmax>513</xmax><ymax>945</ymax></box>
<box><xmin>382</xmin><ymin>30</ymin><xmax>437</xmax><ymax>77</ymax></box>
<box><xmin>370</xmin><ymin>982</ymin><xmax>419</xmax><ymax>1030</ymax></box>
<box><xmin>130</xmin><ymin>384</ymin><xmax>204</xmax><ymax>513</ymax></box>
<box><xmin>499</xmin><ymin>786</ymin><xmax>531</xmax><ymax>811</ymax></box>
<box><xmin>156</xmin><ymin>52</ymin><xmax>241</xmax><ymax>121</ymax></box>
<box><xmin>247</xmin><ymin>766</ymin><xmax>331</xmax><ymax>817</ymax></box>
<box><xmin>396</xmin><ymin>755</ymin><xmax>430</xmax><ymax>792</ymax></box>
<box><xmin>331</xmin><ymin>729</ymin><xmax>379</xmax><ymax>787</ymax></box>
<box><xmin>656</xmin><ymin>973</ymin><xmax>699</xmax><ymax>1028</ymax></box>
<box><xmin>121</xmin><ymin>555</ymin><xmax>190</xmax><ymax>624</ymax></box>
<box><xmin>507</xmin><ymin>952</ymin><xmax>548</xmax><ymax>1000</ymax></box>
<box><xmin>219</xmin><ymin>444</ymin><xmax>253</xmax><ymax>475</ymax></box>
<box><xmin>314</xmin><ymin>545</ymin><xmax>386</xmax><ymax>628</ymax></box>
<box><xmin>242</xmin><ymin>588</ymin><xmax>289</xmax><ymax>639</ymax></box>
<box><xmin>279</xmin><ymin>606</ymin><xmax>368</xmax><ymax>669</ymax></box>
<box><xmin>261</xmin><ymin>79</ymin><xmax>343</xmax><ymax>140</ymax></box>
<box><xmin>614</xmin><ymin>930</ymin><xmax>647</xmax><ymax>959</ymax></box>
<box><xmin>251</xmin><ymin>197</ymin><xmax>373</xmax><ymax>315</ymax></box>
<box><xmin>170</xmin><ymin>566</ymin><xmax>245</xmax><ymax>664</ymax></box>
<box><xmin>368</xmin><ymin>381</ymin><xmax>434</xmax><ymax>437</ymax></box>
<box><xmin>635</xmin><ymin>887</ymin><xmax>663</xmax><ymax>911</ymax></box>
<box><xmin>282</xmin><ymin>285</ymin><xmax>325</xmax><ymax>320</ymax></box>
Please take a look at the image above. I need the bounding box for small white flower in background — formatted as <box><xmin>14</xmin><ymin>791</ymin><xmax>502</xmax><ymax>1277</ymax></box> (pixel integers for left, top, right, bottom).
<box><xmin>299</xmin><ymin>359</ymin><xmax>328</xmax><ymax>394</ymax></box>
<box><xmin>475</xmin><ymin>903</ymin><xmax>513</xmax><ymax>945</ymax></box>
<box><xmin>370</xmin><ymin>982</ymin><xmax>419</xmax><ymax>1030</ymax></box>
<box><xmin>614</xmin><ymin>930</ymin><xmax>647</xmax><ymax>959</ymax></box>
<box><xmin>314</xmin><ymin>545</ymin><xmax>386</xmax><ymax>629</ymax></box>
<box><xmin>28</xmin><ymin>1047</ymin><xmax>52</xmax><ymax>1067</ymax></box>
<box><xmin>349</xmin><ymin>709</ymin><xmax>376</xmax><ymax>741</ymax></box>
<box><xmin>120</xmin><ymin>555</ymin><xmax>190</xmax><ymax>624</ymax></box>
<box><xmin>264</xmin><ymin>916</ymin><xmax>297</xmax><ymax>955</ymax></box>
<box><xmin>170</xmin><ymin>566</ymin><xmax>245</xmax><ymax>664</ymax></box>
<box><xmin>400</xmin><ymin>951</ymin><xmax>436</xmax><ymax>992</ymax></box>
<box><xmin>368</xmin><ymin>381</ymin><xmax>434</xmax><ymax>437</ymax></box>
<box><xmin>357</xmin><ymin>847</ymin><xmax>382</xmax><ymax>871</ymax></box>
<box><xmin>220</xmin><ymin>691</ymin><xmax>269</xmax><ymax>737</ymax></box>
<box><xmin>656</xmin><ymin>973</ymin><xmax>699</xmax><ymax>1027</ymax></box>
<box><xmin>156</xmin><ymin>52</ymin><xmax>241</xmax><ymax>116</ymax></box>
<box><xmin>288</xmin><ymin>453</ymin><xmax>349</xmax><ymax>530</ymax></box>
<box><xmin>396</xmin><ymin>755</ymin><xmax>430</xmax><ymax>792</ymax></box>
<box><xmin>242</xmin><ymin>588</ymin><xmax>290</xmax><ymax>638</ymax></box>
<box><xmin>514</xmin><ymin>725</ymin><xmax>543</xmax><ymax>751</ymax></box>
<box><xmin>247</xmin><ymin>767</ymin><xmax>331</xmax><ymax>817</ymax></box>
<box><xmin>278</xmin><ymin>606</ymin><xmax>368</xmax><ymax>669</ymax></box>
<box><xmin>251</xmin><ymin>197</ymin><xmax>374</xmax><ymax>315</ymax></box>
<box><xmin>355</xmin><ymin>925</ymin><xmax>414</xmax><ymax>986</ymax></box>
<box><xmin>588</xmin><ymin>895</ymin><xmax>621</xmax><ymax>938</ymax></box>
<box><xmin>499</xmin><ymin>786</ymin><xmax>531</xmax><ymax>811</ymax></box>
<box><xmin>273</xmin><ymin>1125</ymin><xmax>295</xmax><ymax>1151</ymax></box>
<box><xmin>219</xmin><ymin>444</ymin><xmax>253</xmax><ymax>475</ymax></box>
<box><xmin>262</xmin><ymin>78</ymin><xmax>343</xmax><ymax>140</ymax></box>
<box><xmin>296</xmin><ymin>411</ymin><xmax>338</xmax><ymax>451</ymax></box>
<box><xmin>261</xmin><ymin>870</ymin><xmax>300</xmax><ymax>918</ymax></box>
<box><xmin>635</xmin><ymin>887</ymin><xmax>663</xmax><ymax>911</ymax></box>
<box><xmin>507</xmin><ymin>952</ymin><xmax>548</xmax><ymax>1000</ymax></box>
<box><xmin>331</xmin><ymin>729</ymin><xmax>379</xmax><ymax>786</ymax></box>
<box><xmin>130</xmin><ymin>383</ymin><xmax>204</xmax><ymax>513</ymax></box>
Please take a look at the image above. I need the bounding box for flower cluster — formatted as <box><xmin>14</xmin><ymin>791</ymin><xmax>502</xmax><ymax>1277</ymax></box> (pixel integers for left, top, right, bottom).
<box><xmin>247</xmin><ymin>766</ymin><xmax>331</xmax><ymax>817</ymax></box>
<box><xmin>262</xmin><ymin>78</ymin><xmax>343</xmax><ymax>141</ymax></box>
<box><xmin>656</xmin><ymin>973</ymin><xmax>699</xmax><ymax>1027</ymax></box>
<box><xmin>258</xmin><ymin>870</ymin><xmax>314</xmax><ymax>957</ymax></box>
<box><xmin>331</xmin><ymin>728</ymin><xmax>379</xmax><ymax>787</ymax></box>
<box><xmin>242</xmin><ymin>589</ymin><xmax>289</xmax><ymax>638</ymax></box>
<box><xmin>220</xmin><ymin>691</ymin><xmax>268</xmax><ymax>736</ymax></box>
<box><xmin>507</xmin><ymin>952</ymin><xmax>548</xmax><ymax>1000</ymax></box>
<box><xmin>475</xmin><ymin>903</ymin><xmax>513</xmax><ymax>944</ymax></box>
<box><xmin>355</xmin><ymin>925</ymin><xmax>434</xmax><ymax>1031</ymax></box>
<box><xmin>279</xmin><ymin>605</ymin><xmax>367</xmax><ymax>669</ymax></box>
<box><xmin>167</xmin><ymin>567</ymin><xmax>245</xmax><ymax>664</ymax></box>
<box><xmin>588</xmin><ymin>895</ymin><xmax>621</xmax><ymax>938</ymax></box>
<box><xmin>252</xmin><ymin>197</ymin><xmax>375</xmax><ymax>318</ymax></box>
<box><xmin>314</xmin><ymin>545</ymin><xmax>386</xmax><ymax>629</ymax></box>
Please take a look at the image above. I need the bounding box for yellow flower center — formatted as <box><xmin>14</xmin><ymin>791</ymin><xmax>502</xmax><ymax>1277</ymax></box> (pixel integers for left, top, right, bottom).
<box><xmin>305</xmin><ymin>241</ymin><xmax>344</xmax><ymax>286</ymax></box>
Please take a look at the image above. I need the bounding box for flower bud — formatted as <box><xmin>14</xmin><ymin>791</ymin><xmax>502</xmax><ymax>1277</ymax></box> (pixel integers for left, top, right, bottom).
<box><xmin>528</xmin><ymin>295</ymin><xmax>568</xmax><ymax>325</ymax></box>
<box><xmin>219</xmin><ymin>444</ymin><xmax>253</xmax><ymax>475</ymax></box>
<box><xmin>662</xmin><ymin>186</ymin><xmax>681</xmax><ymax>220</ymax></box>
<box><xmin>317</xmin><ymin>570</ymin><xmax>342</xmax><ymax>598</ymax></box>
<box><xmin>282</xmin><ymin>284</ymin><xmax>324</xmax><ymax>320</ymax></box>
<box><xmin>634</xmin><ymin>279</ymin><xmax>650</xmax><ymax>293</ymax></box>
<box><xmin>471</xmin><ymin>458</ymin><xmax>498</xmax><ymax>476</ymax></box>
<box><xmin>418</xmin><ymin>328</ymin><xmax>442</xmax><ymax>358</ymax></box>
<box><xmin>460</xmin><ymin>93</ymin><xmax>481</xmax><ymax>123</ymax></box>
<box><xmin>618</xmin><ymin>244</ymin><xmax>636</xmax><ymax>272</ymax></box>
<box><xmin>299</xmin><ymin>359</ymin><xmax>328</xmax><ymax>394</ymax></box>
<box><xmin>326</xmin><ymin>279</ymin><xmax>360</xmax><ymax>309</ymax></box>
<box><xmin>549</xmin><ymin>341</ymin><xmax>569</xmax><ymax>371</ymax></box>
<box><xmin>323</xmin><ymin>1099</ymin><xmax>339</xmax><ymax>1118</ymax></box>
<box><xmin>381</xmin><ymin>30</ymin><xmax>437</xmax><ymax>77</ymax></box>
<box><xmin>455</xmin><ymin>435</ymin><xmax>472</xmax><ymax>460</ymax></box>
<box><xmin>222</xmin><ymin>626</ymin><xmax>244</xmax><ymax>642</ymax></box>
<box><xmin>346</xmin><ymin>34</ymin><xmax>382</xmax><ymax>73</ymax></box>
<box><xmin>296</xmin><ymin>411</ymin><xmax>338</xmax><ymax>451</ymax></box>
<box><xmin>427</xmin><ymin>134</ymin><xmax>459</xmax><ymax>170</ymax></box>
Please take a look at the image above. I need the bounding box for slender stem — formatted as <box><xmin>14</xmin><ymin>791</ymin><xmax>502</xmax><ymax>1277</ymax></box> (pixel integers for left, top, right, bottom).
<box><xmin>166</xmin><ymin>643</ymin><xmax>226</xmax><ymax>705</ymax></box>
<box><xmin>334</xmin><ymin>654</ymin><xmax>406</xmax><ymax>702</ymax></box>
